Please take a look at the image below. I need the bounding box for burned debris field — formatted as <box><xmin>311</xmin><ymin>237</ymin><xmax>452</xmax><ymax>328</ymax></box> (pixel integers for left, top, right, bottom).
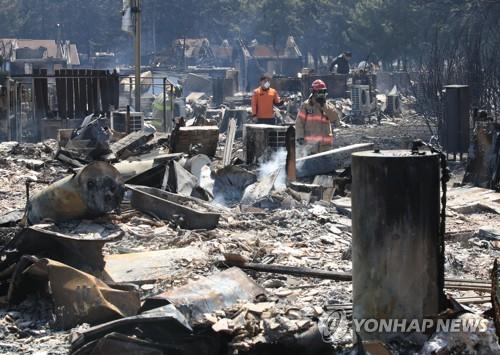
<box><xmin>0</xmin><ymin>0</ymin><xmax>499</xmax><ymax>354</ymax></box>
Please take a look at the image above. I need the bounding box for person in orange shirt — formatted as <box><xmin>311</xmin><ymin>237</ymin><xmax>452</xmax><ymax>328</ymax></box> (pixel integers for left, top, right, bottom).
<box><xmin>251</xmin><ymin>74</ymin><xmax>281</xmax><ymax>124</ymax></box>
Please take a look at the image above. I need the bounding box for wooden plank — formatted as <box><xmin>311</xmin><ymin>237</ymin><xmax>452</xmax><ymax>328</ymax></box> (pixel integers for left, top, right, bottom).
<box><xmin>223</xmin><ymin>118</ymin><xmax>236</xmax><ymax>166</ymax></box>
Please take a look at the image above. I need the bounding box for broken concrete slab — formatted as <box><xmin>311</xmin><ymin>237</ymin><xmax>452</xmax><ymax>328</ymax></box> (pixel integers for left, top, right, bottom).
<box><xmin>8</xmin><ymin>256</ymin><xmax>140</xmax><ymax>330</ymax></box>
<box><xmin>103</xmin><ymin>247</ymin><xmax>207</xmax><ymax>284</ymax></box>
<box><xmin>447</xmin><ymin>186</ymin><xmax>500</xmax><ymax>214</ymax></box>
<box><xmin>296</xmin><ymin>143</ymin><xmax>374</xmax><ymax>178</ymax></box>
<box><xmin>26</xmin><ymin>162</ymin><xmax>125</xmax><ymax>224</ymax></box>
<box><xmin>142</xmin><ymin>267</ymin><xmax>265</xmax><ymax>324</ymax></box>
<box><xmin>127</xmin><ymin>185</ymin><xmax>220</xmax><ymax>229</ymax></box>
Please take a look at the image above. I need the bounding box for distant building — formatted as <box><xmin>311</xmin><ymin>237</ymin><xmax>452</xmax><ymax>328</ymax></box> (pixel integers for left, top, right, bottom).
<box><xmin>156</xmin><ymin>36</ymin><xmax>303</xmax><ymax>91</ymax></box>
<box><xmin>91</xmin><ymin>52</ymin><xmax>116</xmax><ymax>70</ymax></box>
<box><xmin>236</xmin><ymin>36</ymin><xmax>303</xmax><ymax>91</ymax></box>
<box><xmin>0</xmin><ymin>39</ymin><xmax>80</xmax><ymax>75</ymax></box>
<box><xmin>170</xmin><ymin>38</ymin><xmax>211</xmax><ymax>67</ymax></box>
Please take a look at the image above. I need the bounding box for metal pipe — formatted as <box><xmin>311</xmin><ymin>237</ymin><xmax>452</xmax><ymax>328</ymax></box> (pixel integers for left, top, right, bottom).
<box><xmin>170</xmin><ymin>84</ymin><xmax>174</xmax><ymax>125</ymax></box>
<box><xmin>163</xmin><ymin>77</ymin><xmax>167</xmax><ymax>133</ymax></box>
<box><xmin>26</xmin><ymin>162</ymin><xmax>124</xmax><ymax>224</ymax></box>
<box><xmin>134</xmin><ymin>0</ymin><xmax>141</xmax><ymax>112</ymax></box>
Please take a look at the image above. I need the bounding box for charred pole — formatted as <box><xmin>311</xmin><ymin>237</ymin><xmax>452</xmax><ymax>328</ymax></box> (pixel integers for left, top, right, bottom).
<box><xmin>133</xmin><ymin>0</ymin><xmax>141</xmax><ymax>112</ymax></box>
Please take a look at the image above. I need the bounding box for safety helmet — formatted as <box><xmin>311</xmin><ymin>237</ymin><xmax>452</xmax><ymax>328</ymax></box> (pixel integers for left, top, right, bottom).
<box><xmin>311</xmin><ymin>79</ymin><xmax>327</xmax><ymax>92</ymax></box>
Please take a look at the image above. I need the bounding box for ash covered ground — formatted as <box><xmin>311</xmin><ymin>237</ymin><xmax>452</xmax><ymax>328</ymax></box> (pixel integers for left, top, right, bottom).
<box><xmin>0</xmin><ymin>115</ymin><xmax>499</xmax><ymax>355</ymax></box>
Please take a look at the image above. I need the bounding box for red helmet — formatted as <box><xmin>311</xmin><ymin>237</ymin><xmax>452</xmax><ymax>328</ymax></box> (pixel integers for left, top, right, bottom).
<box><xmin>311</xmin><ymin>79</ymin><xmax>327</xmax><ymax>91</ymax></box>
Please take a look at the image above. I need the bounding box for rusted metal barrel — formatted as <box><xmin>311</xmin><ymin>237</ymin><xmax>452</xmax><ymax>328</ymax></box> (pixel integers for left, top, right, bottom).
<box><xmin>26</xmin><ymin>162</ymin><xmax>124</xmax><ymax>224</ymax></box>
<box><xmin>351</xmin><ymin>150</ymin><xmax>440</xmax><ymax>342</ymax></box>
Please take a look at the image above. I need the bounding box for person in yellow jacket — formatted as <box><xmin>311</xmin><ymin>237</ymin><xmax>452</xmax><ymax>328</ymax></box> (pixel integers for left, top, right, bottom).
<box><xmin>295</xmin><ymin>79</ymin><xmax>340</xmax><ymax>156</ymax></box>
<box><xmin>251</xmin><ymin>74</ymin><xmax>281</xmax><ymax>124</ymax></box>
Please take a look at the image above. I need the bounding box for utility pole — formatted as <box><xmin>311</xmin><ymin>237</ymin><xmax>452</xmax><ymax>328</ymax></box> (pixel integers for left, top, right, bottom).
<box><xmin>133</xmin><ymin>0</ymin><xmax>141</xmax><ymax>112</ymax></box>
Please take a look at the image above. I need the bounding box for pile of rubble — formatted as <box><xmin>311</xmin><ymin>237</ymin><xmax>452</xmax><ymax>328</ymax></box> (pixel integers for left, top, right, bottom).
<box><xmin>0</xmin><ymin>111</ymin><xmax>500</xmax><ymax>354</ymax></box>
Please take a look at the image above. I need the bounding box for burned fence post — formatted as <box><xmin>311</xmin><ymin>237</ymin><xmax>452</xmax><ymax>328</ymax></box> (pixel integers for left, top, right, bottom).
<box><xmin>286</xmin><ymin>125</ymin><xmax>296</xmax><ymax>182</ymax></box>
<box><xmin>351</xmin><ymin>150</ymin><xmax>441</xmax><ymax>343</ymax></box>
<box><xmin>223</xmin><ymin>118</ymin><xmax>237</xmax><ymax>166</ymax></box>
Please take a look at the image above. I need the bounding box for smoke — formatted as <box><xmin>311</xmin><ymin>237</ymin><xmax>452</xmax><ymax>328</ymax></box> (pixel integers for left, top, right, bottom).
<box><xmin>295</xmin><ymin>144</ymin><xmax>315</xmax><ymax>175</ymax></box>
<box><xmin>257</xmin><ymin>148</ymin><xmax>287</xmax><ymax>191</ymax></box>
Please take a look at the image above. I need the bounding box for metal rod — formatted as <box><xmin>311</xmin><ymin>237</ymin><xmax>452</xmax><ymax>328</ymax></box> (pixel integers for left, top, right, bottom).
<box><xmin>220</xmin><ymin>260</ymin><xmax>491</xmax><ymax>292</ymax></box>
<box><xmin>325</xmin><ymin>296</ymin><xmax>492</xmax><ymax>311</ymax></box>
<box><xmin>170</xmin><ymin>84</ymin><xmax>174</xmax><ymax>125</ymax></box>
<box><xmin>219</xmin><ymin>260</ymin><xmax>352</xmax><ymax>281</ymax></box>
<box><xmin>162</xmin><ymin>77</ymin><xmax>167</xmax><ymax>132</ymax></box>
<box><xmin>134</xmin><ymin>0</ymin><xmax>141</xmax><ymax>112</ymax></box>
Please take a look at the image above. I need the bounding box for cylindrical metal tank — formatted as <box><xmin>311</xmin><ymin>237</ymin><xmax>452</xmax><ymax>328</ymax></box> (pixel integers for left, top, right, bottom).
<box><xmin>26</xmin><ymin>161</ymin><xmax>124</xmax><ymax>224</ymax></box>
<box><xmin>351</xmin><ymin>150</ymin><xmax>441</xmax><ymax>342</ymax></box>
